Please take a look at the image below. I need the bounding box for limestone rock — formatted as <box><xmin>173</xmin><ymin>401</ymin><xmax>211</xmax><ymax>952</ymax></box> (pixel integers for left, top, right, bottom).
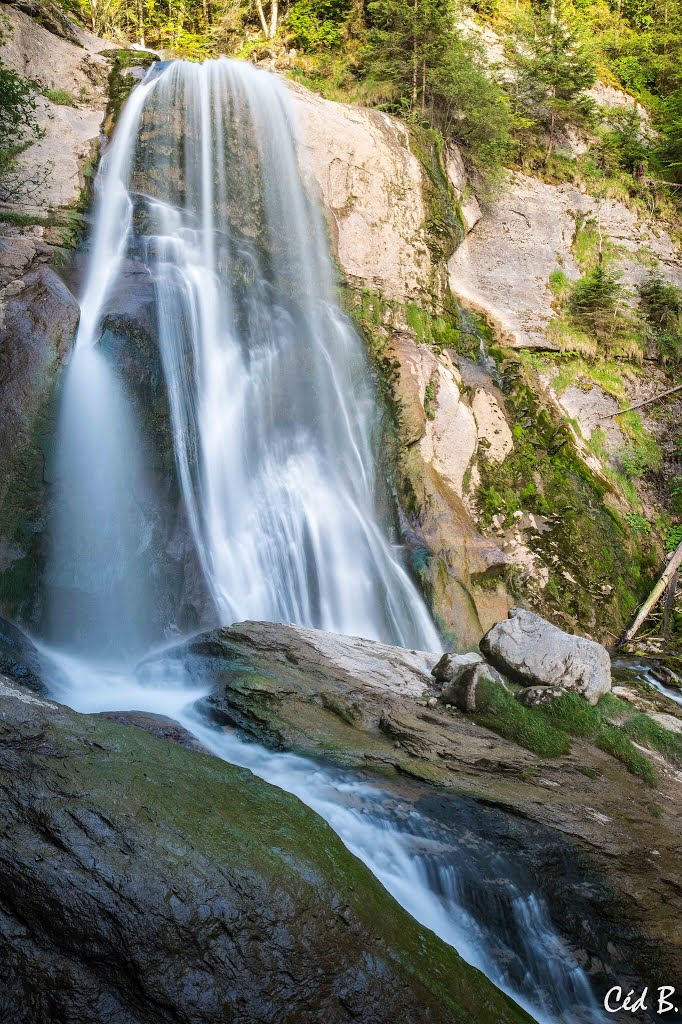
<box><xmin>441</xmin><ymin>662</ymin><xmax>507</xmax><ymax>713</ymax></box>
<box><xmin>446</xmin><ymin>148</ymin><xmax>482</xmax><ymax>233</ymax></box>
<box><xmin>480</xmin><ymin>608</ymin><xmax>612</xmax><ymax>705</ymax></box>
<box><xmin>515</xmin><ymin>685</ymin><xmax>567</xmax><ymax>708</ymax></box>
<box><xmin>161</xmin><ymin>620</ymin><xmax>440</xmax><ymax>699</ymax></box>
<box><xmin>432</xmin><ymin>650</ymin><xmax>484</xmax><ymax>683</ymax></box>
<box><xmin>291</xmin><ymin>84</ymin><xmax>435</xmax><ymax>302</ymax></box>
<box><xmin>471</xmin><ymin>388</ymin><xmax>513</xmax><ymax>463</ymax></box>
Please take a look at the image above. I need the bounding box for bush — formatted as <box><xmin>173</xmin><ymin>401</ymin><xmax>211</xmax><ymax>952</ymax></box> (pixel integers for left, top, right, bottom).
<box><xmin>570</xmin><ymin>264</ymin><xmax>624</xmax><ymax>341</ymax></box>
<box><xmin>0</xmin><ymin>15</ymin><xmax>43</xmax><ymax>197</ymax></box>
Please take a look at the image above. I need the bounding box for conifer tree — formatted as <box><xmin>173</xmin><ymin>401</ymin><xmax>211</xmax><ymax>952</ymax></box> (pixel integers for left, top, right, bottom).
<box><xmin>509</xmin><ymin>11</ymin><xmax>595</xmax><ymax>163</ymax></box>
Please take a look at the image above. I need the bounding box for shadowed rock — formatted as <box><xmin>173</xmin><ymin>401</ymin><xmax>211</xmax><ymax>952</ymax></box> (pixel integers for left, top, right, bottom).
<box><xmin>0</xmin><ymin>674</ymin><xmax>530</xmax><ymax>1024</ymax></box>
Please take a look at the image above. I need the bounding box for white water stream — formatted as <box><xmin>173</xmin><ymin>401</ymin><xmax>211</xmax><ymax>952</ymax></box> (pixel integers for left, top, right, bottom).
<box><xmin>41</xmin><ymin>57</ymin><xmax>605</xmax><ymax>1024</ymax></box>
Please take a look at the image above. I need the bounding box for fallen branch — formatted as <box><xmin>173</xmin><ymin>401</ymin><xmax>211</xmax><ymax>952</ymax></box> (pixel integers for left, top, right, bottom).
<box><xmin>599</xmin><ymin>383</ymin><xmax>682</xmax><ymax>420</ymax></box>
<box><xmin>617</xmin><ymin>540</ymin><xmax>682</xmax><ymax>647</ymax></box>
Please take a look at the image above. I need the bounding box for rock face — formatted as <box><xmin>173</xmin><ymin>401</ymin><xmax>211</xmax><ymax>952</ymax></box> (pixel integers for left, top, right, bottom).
<box><xmin>0</xmin><ymin>267</ymin><xmax>80</xmax><ymax>619</ymax></box>
<box><xmin>0</xmin><ymin>615</ymin><xmax>46</xmax><ymax>694</ymax></box>
<box><xmin>145</xmin><ymin>620</ymin><xmax>682</xmax><ymax>1000</ymax></box>
<box><xmin>0</xmin><ymin>675</ymin><xmax>529</xmax><ymax>1024</ymax></box>
<box><xmin>291</xmin><ymin>83</ymin><xmax>435</xmax><ymax>303</ymax></box>
<box><xmin>449</xmin><ymin>171</ymin><xmax>682</xmax><ymax>351</ymax></box>
<box><xmin>481</xmin><ymin>608</ymin><xmax>612</xmax><ymax>704</ymax></box>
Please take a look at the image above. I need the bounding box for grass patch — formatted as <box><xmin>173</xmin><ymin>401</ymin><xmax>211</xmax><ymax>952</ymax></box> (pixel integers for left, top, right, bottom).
<box><xmin>597</xmin><ymin>725</ymin><xmax>658</xmax><ymax>786</ymax></box>
<box><xmin>473</xmin><ymin>684</ymin><xmax>658</xmax><ymax>785</ymax></box>
<box><xmin>0</xmin><ymin>210</ymin><xmax>49</xmax><ymax>225</ymax></box>
<box><xmin>42</xmin><ymin>87</ymin><xmax>77</xmax><ymax>106</ymax></box>
<box><xmin>474</xmin><ymin>680</ymin><xmax>572</xmax><ymax>758</ymax></box>
<box><xmin>622</xmin><ymin>713</ymin><xmax>682</xmax><ymax>766</ymax></box>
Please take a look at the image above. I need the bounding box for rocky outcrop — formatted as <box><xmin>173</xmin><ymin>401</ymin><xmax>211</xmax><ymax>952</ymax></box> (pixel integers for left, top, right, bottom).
<box><xmin>0</xmin><ymin>614</ymin><xmax>46</xmax><ymax>694</ymax></box>
<box><xmin>143</xmin><ymin>619</ymin><xmax>682</xmax><ymax>1000</ymax></box>
<box><xmin>481</xmin><ymin>608</ymin><xmax>612</xmax><ymax>704</ymax></box>
<box><xmin>0</xmin><ymin>674</ymin><xmax>529</xmax><ymax>1024</ymax></box>
<box><xmin>0</xmin><ymin>266</ymin><xmax>80</xmax><ymax>619</ymax></box>
<box><xmin>291</xmin><ymin>83</ymin><xmax>437</xmax><ymax>302</ymax></box>
<box><xmin>449</xmin><ymin>171</ymin><xmax>682</xmax><ymax>351</ymax></box>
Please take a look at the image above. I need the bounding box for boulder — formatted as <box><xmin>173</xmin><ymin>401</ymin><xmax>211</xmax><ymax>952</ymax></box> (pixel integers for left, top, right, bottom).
<box><xmin>515</xmin><ymin>685</ymin><xmax>567</xmax><ymax>708</ymax></box>
<box><xmin>480</xmin><ymin>608</ymin><xmax>611</xmax><ymax>705</ymax></box>
<box><xmin>441</xmin><ymin>662</ymin><xmax>507</xmax><ymax>713</ymax></box>
<box><xmin>0</xmin><ymin>675</ymin><xmax>529</xmax><ymax>1024</ymax></box>
<box><xmin>432</xmin><ymin>650</ymin><xmax>484</xmax><ymax>683</ymax></box>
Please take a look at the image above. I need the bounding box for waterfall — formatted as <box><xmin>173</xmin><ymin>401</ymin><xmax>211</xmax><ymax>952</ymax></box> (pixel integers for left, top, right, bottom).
<box><xmin>38</xmin><ymin>57</ymin><xmax>606</xmax><ymax>1024</ymax></box>
<box><xmin>45</xmin><ymin>57</ymin><xmax>439</xmax><ymax>658</ymax></box>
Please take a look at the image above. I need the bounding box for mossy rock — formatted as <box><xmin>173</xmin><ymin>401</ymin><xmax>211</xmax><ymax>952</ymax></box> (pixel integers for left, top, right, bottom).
<box><xmin>0</xmin><ymin>678</ymin><xmax>531</xmax><ymax>1024</ymax></box>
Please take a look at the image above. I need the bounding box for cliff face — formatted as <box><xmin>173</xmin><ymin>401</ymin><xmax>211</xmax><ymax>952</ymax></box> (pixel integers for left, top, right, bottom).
<box><xmin>291</xmin><ymin>80</ymin><xmax>676</xmax><ymax>647</ymax></box>
<box><xmin>0</xmin><ymin>4</ymin><xmax>673</xmax><ymax>645</ymax></box>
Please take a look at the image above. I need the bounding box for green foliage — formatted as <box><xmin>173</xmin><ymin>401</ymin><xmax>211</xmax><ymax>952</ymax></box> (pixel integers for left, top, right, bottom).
<box><xmin>625</xmin><ymin>511</ymin><xmax>652</xmax><ymax>533</ymax></box>
<box><xmin>365</xmin><ymin>0</ymin><xmax>510</xmax><ymax>181</ymax></box>
<box><xmin>638</xmin><ymin>274</ymin><xmax>682</xmax><ymax>362</ymax></box>
<box><xmin>570</xmin><ymin>263</ymin><xmax>625</xmax><ymax>342</ymax></box>
<box><xmin>288</xmin><ymin>0</ymin><xmax>352</xmax><ymax>49</ymax></box>
<box><xmin>622</xmin><ymin>711</ymin><xmax>682</xmax><ymax>764</ymax></box>
<box><xmin>0</xmin><ymin>15</ymin><xmax>43</xmax><ymax>197</ymax></box>
<box><xmin>506</xmin><ymin>10</ymin><xmax>595</xmax><ymax>166</ymax></box>
<box><xmin>666</xmin><ymin>522</ymin><xmax>682</xmax><ymax>549</ymax></box>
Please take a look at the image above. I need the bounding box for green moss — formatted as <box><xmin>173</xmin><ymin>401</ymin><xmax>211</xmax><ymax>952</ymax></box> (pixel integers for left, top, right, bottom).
<box><xmin>410</xmin><ymin>124</ymin><xmax>465</xmax><ymax>265</ymax></box>
<box><xmin>474</xmin><ymin>680</ymin><xmax>572</xmax><ymax>758</ymax></box>
<box><xmin>475</xmin><ymin>357</ymin><xmax>658</xmax><ymax>637</ymax></box>
<box><xmin>35</xmin><ymin>707</ymin><xmax>531</xmax><ymax>1024</ymax></box>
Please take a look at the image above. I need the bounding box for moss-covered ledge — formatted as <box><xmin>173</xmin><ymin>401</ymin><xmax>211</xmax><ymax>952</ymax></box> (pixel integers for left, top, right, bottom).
<box><xmin>0</xmin><ymin>677</ymin><xmax>531</xmax><ymax>1024</ymax></box>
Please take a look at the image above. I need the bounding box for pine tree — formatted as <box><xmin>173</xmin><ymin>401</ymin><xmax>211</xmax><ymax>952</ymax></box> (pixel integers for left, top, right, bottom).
<box><xmin>509</xmin><ymin>12</ymin><xmax>596</xmax><ymax>163</ymax></box>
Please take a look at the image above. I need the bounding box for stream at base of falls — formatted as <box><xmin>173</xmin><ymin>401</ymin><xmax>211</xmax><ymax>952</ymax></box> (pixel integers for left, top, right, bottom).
<box><xmin>40</xmin><ymin>646</ymin><xmax>604</xmax><ymax>1024</ymax></box>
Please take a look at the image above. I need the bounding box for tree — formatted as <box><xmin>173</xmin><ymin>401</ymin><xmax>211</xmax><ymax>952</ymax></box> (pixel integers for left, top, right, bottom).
<box><xmin>638</xmin><ymin>274</ymin><xmax>682</xmax><ymax>361</ymax></box>
<box><xmin>365</xmin><ymin>0</ymin><xmax>510</xmax><ymax>179</ymax></box>
<box><xmin>570</xmin><ymin>263</ymin><xmax>623</xmax><ymax>342</ymax></box>
<box><xmin>508</xmin><ymin>12</ymin><xmax>596</xmax><ymax>163</ymax></box>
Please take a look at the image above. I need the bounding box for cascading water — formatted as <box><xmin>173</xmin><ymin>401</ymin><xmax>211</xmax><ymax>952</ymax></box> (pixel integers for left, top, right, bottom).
<box><xmin>40</xmin><ymin>56</ymin><xmax>608</xmax><ymax>1024</ymax></box>
<box><xmin>46</xmin><ymin>57</ymin><xmax>438</xmax><ymax>657</ymax></box>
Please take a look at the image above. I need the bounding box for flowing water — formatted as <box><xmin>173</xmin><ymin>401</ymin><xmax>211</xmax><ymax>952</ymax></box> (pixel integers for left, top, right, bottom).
<box><xmin>40</xmin><ymin>57</ymin><xmax>608</xmax><ymax>1023</ymax></box>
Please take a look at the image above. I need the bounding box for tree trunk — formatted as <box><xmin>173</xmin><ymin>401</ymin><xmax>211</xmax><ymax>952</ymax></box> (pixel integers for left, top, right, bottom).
<box><xmin>617</xmin><ymin>541</ymin><xmax>682</xmax><ymax>647</ymax></box>
<box><xmin>270</xmin><ymin>0</ymin><xmax>278</xmax><ymax>38</ymax></box>
<box><xmin>663</xmin><ymin>570</ymin><xmax>679</xmax><ymax>641</ymax></box>
<box><xmin>412</xmin><ymin>34</ymin><xmax>418</xmax><ymax>109</ymax></box>
<box><xmin>255</xmin><ymin>0</ymin><xmax>269</xmax><ymax>38</ymax></box>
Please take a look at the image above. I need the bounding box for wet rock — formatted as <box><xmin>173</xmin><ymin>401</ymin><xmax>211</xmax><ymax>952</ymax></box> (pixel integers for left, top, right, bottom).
<box><xmin>94</xmin><ymin>710</ymin><xmax>208</xmax><ymax>751</ymax></box>
<box><xmin>0</xmin><ymin>675</ymin><xmax>528</xmax><ymax>1024</ymax></box>
<box><xmin>0</xmin><ymin>267</ymin><xmax>79</xmax><ymax>620</ymax></box>
<box><xmin>0</xmin><ymin>616</ymin><xmax>47</xmax><ymax>695</ymax></box>
<box><xmin>481</xmin><ymin>608</ymin><xmax>611</xmax><ymax>705</ymax></box>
